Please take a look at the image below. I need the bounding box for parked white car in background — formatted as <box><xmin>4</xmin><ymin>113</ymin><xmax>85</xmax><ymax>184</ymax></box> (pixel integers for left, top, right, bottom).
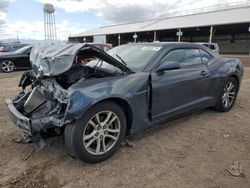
<box><xmin>196</xmin><ymin>43</ymin><xmax>219</xmax><ymax>54</ymax></box>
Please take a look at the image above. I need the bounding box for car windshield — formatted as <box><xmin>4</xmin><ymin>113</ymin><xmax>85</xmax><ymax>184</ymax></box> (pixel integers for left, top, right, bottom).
<box><xmin>14</xmin><ymin>45</ymin><xmax>32</xmax><ymax>54</ymax></box>
<box><xmin>88</xmin><ymin>44</ymin><xmax>161</xmax><ymax>72</ymax></box>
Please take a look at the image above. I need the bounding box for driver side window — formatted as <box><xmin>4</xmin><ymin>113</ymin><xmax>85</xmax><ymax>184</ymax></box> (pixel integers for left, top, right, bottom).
<box><xmin>160</xmin><ymin>49</ymin><xmax>202</xmax><ymax>67</ymax></box>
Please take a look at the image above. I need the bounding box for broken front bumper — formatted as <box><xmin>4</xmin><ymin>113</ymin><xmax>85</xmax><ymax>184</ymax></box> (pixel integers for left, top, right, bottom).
<box><xmin>6</xmin><ymin>96</ymin><xmax>70</xmax><ymax>149</ymax></box>
<box><xmin>6</xmin><ymin>99</ymin><xmax>32</xmax><ymax>140</ymax></box>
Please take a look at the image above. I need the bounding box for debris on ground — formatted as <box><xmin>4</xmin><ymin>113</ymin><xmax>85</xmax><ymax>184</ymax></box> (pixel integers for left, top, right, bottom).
<box><xmin>208</xmin><ymin>148</ymin><xmax>216</xmax><ymax>152</ymax></box>
<box><xmin>22</xmin><ymin>148</ymin><xmax>35</xmax><ymax>161</ymax></box>
<box><xmin>12</xmin><ymin>137</ymin><xmax>24</xmax><ymax>144</ymax></box>
<box><xmin>12</xmin><ymin>137</ymin><xmax>33</xmax><ymax>144</ymax></box>
<box><xmin>223</xmin><ymin>133</ymin><xmax>230</xmax><ymax>138</ymax></box>
<box><xmin>226</xmin><ymin>161</ymin><xmax>244</xmax><ymax>177</ymax></box>
<box><xmin>234</xmin><ymin>114</ymin><xmax>243</xmax><ymax>118</ymax></box>
<box><xmin>122</xmin><ymin>139</ymin><xmax>134</xmax><ymax>148</ymax></box>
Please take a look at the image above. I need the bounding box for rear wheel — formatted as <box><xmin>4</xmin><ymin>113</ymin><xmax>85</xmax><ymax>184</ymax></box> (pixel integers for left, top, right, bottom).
<box><xmin>215</xmin><ymin>77</ymin><xmax>238</xmax><ymax>112</ymax></box>
<box><xmin>1</xmin><ymin>60</ymin><xmax>15</xmax><ymax>72</ymax></box>
<box><xmin>64</xmin><ymin>101</ymin><xmax>126</xmax><ymax>163</ymax></box>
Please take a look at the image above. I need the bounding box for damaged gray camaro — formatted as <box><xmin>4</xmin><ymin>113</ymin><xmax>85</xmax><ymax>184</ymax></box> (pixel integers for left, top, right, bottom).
<box><xmin>6</xmin><ymin>43</ymin><xmax>243</xmax><ymax>163</ymax></box>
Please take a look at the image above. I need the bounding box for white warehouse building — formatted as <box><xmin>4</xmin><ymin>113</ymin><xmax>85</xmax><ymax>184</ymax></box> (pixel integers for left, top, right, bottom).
<box><xmin>69</xmin><ymin>1</ymin><xmax>250</xmax><ymax>54</ymax></box>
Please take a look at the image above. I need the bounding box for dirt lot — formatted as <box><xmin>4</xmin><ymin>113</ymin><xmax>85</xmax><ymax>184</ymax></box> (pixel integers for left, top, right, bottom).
<box><xmin>0</xmin><ymin>68</ymin><xmax>249</xmax><ymax>188</ymax></box>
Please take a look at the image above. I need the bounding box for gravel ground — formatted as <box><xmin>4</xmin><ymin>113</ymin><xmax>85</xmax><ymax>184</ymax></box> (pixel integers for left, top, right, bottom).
<box><xmin>0</xmin><ymin>68</ymin><xmax>249</xmax><ymax>188</ymax></box>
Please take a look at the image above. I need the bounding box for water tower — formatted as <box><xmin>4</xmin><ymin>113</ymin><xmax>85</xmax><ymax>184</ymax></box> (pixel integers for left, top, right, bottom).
<box><xmin>43</xmin><ymin>3</ymin><xmax>57</xmax><ymax>43</ymax></box>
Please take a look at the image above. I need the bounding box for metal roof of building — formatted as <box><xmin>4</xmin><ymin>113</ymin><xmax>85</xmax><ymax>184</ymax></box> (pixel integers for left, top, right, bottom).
<box><xmin>70</xmin><ymin>1</ymin><xmax>250</xmax><ymax>37</ymax></box>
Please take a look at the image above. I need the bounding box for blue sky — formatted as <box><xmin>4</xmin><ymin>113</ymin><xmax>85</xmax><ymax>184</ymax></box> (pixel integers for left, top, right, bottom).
<box><xmin>7</xmin><ymin>0</ymin><xmax>104</xmax><ymax>28</ymax></box>
<box><xmin>1</xmin><ymin>0</ymin><xmax>106</xmax><ymax>40</ymax></box>
<box><xmin>0</xmin><ymin>0</ymin><xmax>238</xmax><ymax>40</ymax></box>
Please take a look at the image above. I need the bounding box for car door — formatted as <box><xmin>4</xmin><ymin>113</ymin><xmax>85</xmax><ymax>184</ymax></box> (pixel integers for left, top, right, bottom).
<box><xmin>17</xmin><ymin>50</ymin><xmax>31</xmax><ymax>68</ymax></box>
<box><xmin>151</xmin><ymin>48</ymin><xmax>211</xmax><ymax>121</ymax></box>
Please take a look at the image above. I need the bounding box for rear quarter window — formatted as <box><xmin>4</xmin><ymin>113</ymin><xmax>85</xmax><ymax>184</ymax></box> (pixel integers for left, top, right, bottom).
<box><xmin>200</xmin><ymin>49</ymin><xmax>214</xmax><ymax>64</ymax></box>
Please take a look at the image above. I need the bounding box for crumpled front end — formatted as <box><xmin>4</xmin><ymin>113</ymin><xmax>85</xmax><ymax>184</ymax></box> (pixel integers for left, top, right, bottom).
<box><xmin>6</xmin><ymin>43</ymin><xmax>131</xmax><ymax>149</ymax></box>
<box><xmin>6</xmin><ymin>71</ymin><xmax>72</xmax><ymax>149</ymax></box>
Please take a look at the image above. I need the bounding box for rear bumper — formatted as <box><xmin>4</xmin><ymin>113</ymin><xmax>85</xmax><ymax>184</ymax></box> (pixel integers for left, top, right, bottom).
<box><xmin>6</xmin><ymin>99</ymin><xmax>32</xmax><ymax>140</ymax></box>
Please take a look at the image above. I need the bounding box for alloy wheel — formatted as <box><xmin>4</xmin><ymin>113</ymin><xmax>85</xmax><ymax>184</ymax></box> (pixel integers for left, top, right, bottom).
<box><xmin>83</xmin><ymin>111</ymin><xmax>121</xmax><ymax>155</ymax></box>
<box><xmin>1</xmin><ymin>60</ymin><xmax>15</xmax><ymax>72</ymax></box>
<box><xmin>222</xmin><ymin>81</ymin><xmax>236</xmax><ymax>108</ymax></box>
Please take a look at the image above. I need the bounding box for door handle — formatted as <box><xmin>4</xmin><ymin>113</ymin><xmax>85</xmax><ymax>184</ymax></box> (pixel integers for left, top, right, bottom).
<box><xmin>200</xmin><ymin>70</ymin><xmax>208</xmax><ymax>76</ymax></box>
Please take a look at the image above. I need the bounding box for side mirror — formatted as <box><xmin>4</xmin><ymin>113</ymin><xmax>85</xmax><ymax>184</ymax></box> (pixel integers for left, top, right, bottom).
<box><xmin>156</xmin><ymin>61</ymin><xmax>181</xmax><ymax>72</ymax></box>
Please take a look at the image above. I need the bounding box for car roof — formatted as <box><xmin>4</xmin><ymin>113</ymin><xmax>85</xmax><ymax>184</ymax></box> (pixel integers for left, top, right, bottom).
<box><xmin>195</xmin><ymin>42</ymin><xmax>218</xmax><ymax>46</ymax></box>
<box><xmin>119</xmin><ymin>42</ymin><xmax>219</xmax><ymax>58</ymax></box>
<box><xmin>120</xmin><ymin>42</ymin><xmax>208</xmax><ymax>49</ymax></box>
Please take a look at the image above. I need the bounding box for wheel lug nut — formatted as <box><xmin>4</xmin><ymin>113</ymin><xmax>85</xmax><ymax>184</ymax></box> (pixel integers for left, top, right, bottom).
<box><xmin>95</xmin><ymin>133</ymin><xmax>99</xmax><ymax>136</ymax></box>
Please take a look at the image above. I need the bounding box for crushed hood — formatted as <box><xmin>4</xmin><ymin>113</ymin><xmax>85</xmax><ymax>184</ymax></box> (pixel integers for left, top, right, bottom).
<box><xmin>30</xmin><ymin>43</ymin><xmax>133</xmax><ymax>77</ymax></box>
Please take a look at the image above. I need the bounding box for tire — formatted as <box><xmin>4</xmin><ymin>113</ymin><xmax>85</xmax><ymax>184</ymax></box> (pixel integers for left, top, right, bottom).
<box><xmin>0</xmin><ymin>60</ymin><xmax>15</xmax><ymax>73</ymax></box>
<box><xmin>64</xmin><ymin>101</ymin><xmax>126</xmax><ymax>163</ymax></box>
<box><xmin>215</xmin><ymin>77</ymin><xmax>239</xmax><ymax>112</ymax></box>
<box><xmin>64</xmin><ymin>123</ymin><xmax>77</xmax><ymax>158</ymax></box>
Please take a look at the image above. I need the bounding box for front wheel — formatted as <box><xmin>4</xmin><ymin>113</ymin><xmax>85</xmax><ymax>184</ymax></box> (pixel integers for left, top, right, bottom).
<box><xmin>215</xmin><ymin>77</ymin><xmax>238</xmax><ymax>112</ymax></box>
<box><xmin>64</xmin><ymin>101</ymin><xmax>126</xmax><ymax>163</ymax></box>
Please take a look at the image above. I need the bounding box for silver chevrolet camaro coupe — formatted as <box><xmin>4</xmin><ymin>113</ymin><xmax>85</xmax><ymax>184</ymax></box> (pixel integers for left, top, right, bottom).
<box><xmin>6</xmin><ymin>42</ymin><xmax>244</xmax><ymax>163</ymax></box>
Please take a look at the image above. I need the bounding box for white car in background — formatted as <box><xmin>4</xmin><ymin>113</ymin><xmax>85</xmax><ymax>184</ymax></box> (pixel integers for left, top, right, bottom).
<box><xmin>196</xmin><ymin>43</ymin><xmax>219</xmax><ymax>54</ymax></box>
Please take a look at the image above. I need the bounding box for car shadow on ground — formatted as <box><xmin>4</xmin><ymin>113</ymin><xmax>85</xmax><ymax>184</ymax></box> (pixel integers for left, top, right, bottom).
<box><xmin>22</xmin><ymin>108</ymin><xmax>212</xmax><ymax>163</ymax></box>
